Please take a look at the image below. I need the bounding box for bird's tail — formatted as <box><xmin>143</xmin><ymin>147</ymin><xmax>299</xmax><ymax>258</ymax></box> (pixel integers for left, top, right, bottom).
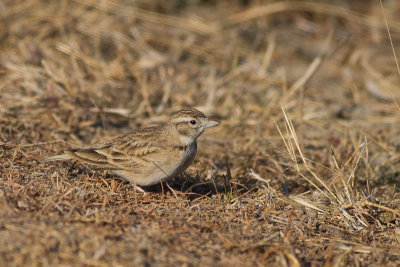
<box><xmin>43</xmin><ymin>153</ymin><xmax>71</xmax><ymax>162</ymax></box>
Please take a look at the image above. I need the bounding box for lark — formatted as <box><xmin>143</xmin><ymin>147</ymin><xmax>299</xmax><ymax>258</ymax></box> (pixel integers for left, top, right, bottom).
<box><xmin>45</xmin><ymin>108</ymin><xmax>220</xmax><ymax>187</ymax></box>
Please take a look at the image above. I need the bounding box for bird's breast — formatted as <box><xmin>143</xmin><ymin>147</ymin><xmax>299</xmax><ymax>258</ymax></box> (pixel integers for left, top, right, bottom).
<box><xmin>170</xmin><ymin>142</ymin><xmax>197</xmax><ymax>176</ymax></box>
<box><xmin>118</xmin><ymin>142</ymin><xmax>197</xmax><ymax>186</ymax></box>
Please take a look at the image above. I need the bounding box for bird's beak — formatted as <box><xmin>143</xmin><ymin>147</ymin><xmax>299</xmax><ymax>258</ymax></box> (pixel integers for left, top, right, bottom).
<box><xmin>206</xmin><ymin>119</ymin><xmax>220</xmax><ymax>128</ymax></box>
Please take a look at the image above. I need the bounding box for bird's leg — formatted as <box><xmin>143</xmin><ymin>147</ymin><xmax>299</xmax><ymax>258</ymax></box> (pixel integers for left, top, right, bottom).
<box><xmin>150</xmin><ymin>161</ymin><xmax>179</xmax><ymax>198</ymax></box>
<box><xmin>160</xmin><ymin>181</ymin><xmax>165</xmax><ymax>196</ymax></box>
<box><xmin>164</xmin><ymin>181</ymin><xmax>179</xmax><ymax>199</ymax></box>
<box><xmin>132</xmin><ymin>183</ymin><xmax>146</xmax><ymax>205</ymax></box>
<box><xmin>134</xmin><ymin>183</ymin><xmax>146</xmax><ymax>193</ymax></box>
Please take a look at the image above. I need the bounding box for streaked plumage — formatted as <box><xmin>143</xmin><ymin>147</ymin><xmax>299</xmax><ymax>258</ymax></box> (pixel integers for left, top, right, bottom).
<box><xmin>45</xmin><ymin>108</ymin><xmax>219</xmax><ymax>186</ymax></box>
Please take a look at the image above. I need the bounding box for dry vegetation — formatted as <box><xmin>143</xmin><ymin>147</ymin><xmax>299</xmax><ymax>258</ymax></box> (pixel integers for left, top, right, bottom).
<box><xmin>1</xmin><ymin>0</ymin><xmax>400</xmax><ymax>266</ymax></box>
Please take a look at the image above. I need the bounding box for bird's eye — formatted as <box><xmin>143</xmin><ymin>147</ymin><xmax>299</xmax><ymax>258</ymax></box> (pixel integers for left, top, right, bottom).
<box><xmin>189</xmin><ymin>120</ymin><xmax>197</xmax><ymax>125</ymax></box>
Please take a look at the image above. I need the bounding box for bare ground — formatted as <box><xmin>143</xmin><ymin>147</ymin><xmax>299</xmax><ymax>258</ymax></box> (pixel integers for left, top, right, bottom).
<box><xmin>1</xmin><ymin>0</ymin><xmax>400</xmax><ymax>266</ymax></box>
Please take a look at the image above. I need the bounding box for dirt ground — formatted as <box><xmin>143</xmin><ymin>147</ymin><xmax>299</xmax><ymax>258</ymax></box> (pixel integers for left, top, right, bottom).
<box><xmin>1</xmin><ymin>0</ymin><xmax>400</xmax><ymax>266</ymax></box>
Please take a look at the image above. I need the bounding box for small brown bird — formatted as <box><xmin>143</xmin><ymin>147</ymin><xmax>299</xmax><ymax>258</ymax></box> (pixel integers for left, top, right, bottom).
<box><xmin>45</xmin><ymin>108</ymin><xmax>220</xmax><ymax>186</ymax></box>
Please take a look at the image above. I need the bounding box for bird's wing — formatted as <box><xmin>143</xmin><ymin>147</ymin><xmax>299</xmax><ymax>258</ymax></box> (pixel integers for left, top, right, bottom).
<box><xmin>62</xmin><ymin>128</ymin><xmax>163</xmax><ymax>171</ymax></box>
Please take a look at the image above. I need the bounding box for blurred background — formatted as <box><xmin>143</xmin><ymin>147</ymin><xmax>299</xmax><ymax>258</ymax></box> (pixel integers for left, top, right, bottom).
<box><xmin>1</xmin><ymin>0</ymin><xmax>400</xmax><ymax>265</ymax></box>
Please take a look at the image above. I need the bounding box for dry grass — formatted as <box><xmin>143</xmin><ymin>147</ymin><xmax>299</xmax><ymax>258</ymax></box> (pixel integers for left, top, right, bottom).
<box><xmin>1</xmin><ymin>0</ymin><xmax>400</xmax><ymax>266</ymax></box>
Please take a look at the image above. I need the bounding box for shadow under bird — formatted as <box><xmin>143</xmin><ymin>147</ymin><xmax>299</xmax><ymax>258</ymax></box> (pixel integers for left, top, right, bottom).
<box><xmin>45</xmin><ymin>108</ymin><xmax>220</xmax><ymax>186</ymax></box>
